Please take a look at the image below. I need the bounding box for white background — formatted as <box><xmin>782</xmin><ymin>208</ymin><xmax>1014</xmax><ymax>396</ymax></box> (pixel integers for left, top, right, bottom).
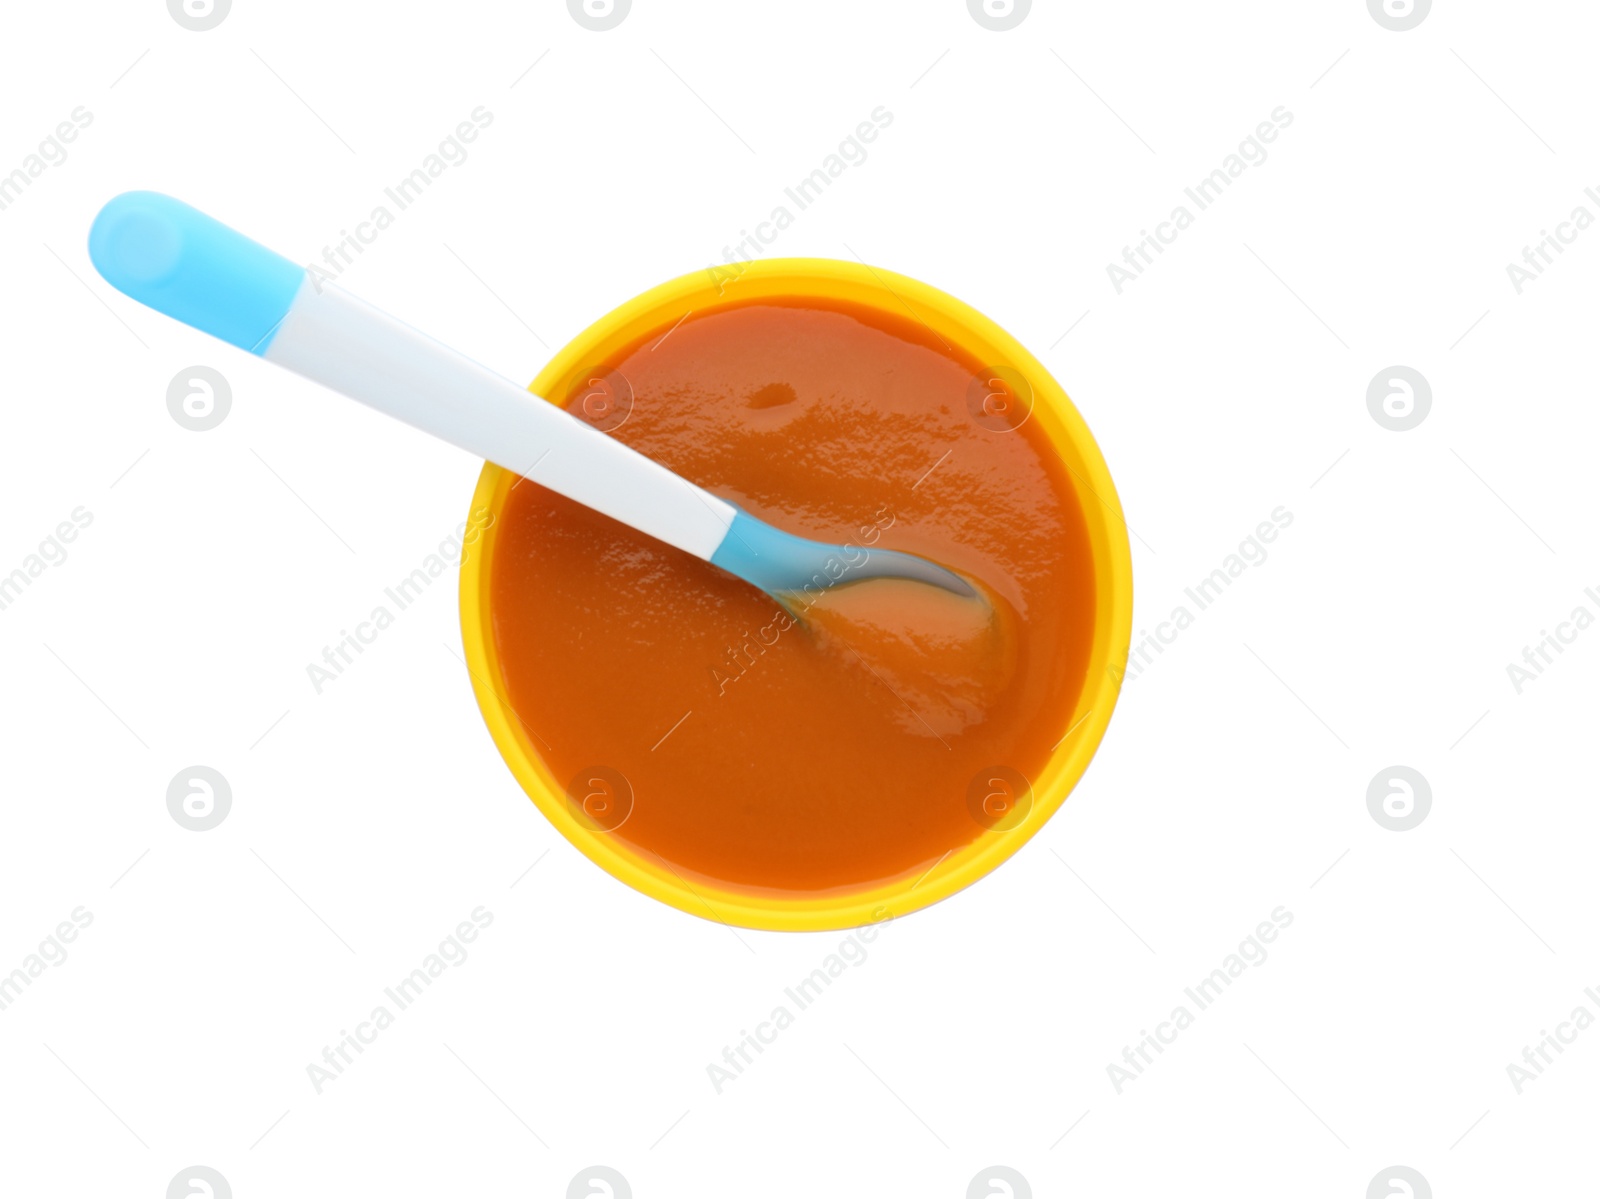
<box><xmin>1</xmin><ymin>1</ymin><xmax>1594</xmax><ymax>1196</ymax></box>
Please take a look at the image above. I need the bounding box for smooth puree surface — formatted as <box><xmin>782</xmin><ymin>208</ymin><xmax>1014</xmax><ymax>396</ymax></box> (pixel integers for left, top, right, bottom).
<box><xmin>490</xmin><ymin>297</ymin><xmax>1096</xmax><ymax>899</ymax></box>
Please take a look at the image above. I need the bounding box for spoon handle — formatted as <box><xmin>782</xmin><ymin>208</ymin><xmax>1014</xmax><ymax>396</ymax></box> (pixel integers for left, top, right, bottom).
<box><xmin>88</xmin><ymin>191</ymin><xmax>736</xmax><ymax>562</ymax></box>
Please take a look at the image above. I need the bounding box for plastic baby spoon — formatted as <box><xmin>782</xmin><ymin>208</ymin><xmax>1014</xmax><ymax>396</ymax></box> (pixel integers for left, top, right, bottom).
<box><xmin>87</xmin><ymin>192</ymin><xmax>973</xmax><ymax>604</ymax></box>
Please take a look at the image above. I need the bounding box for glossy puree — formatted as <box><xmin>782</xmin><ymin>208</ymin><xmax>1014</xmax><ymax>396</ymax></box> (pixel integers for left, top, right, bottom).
<box><xmin>490</xmin><ymin>298</ymin><xmax>1096</xmax><ymax>898</ymax></box>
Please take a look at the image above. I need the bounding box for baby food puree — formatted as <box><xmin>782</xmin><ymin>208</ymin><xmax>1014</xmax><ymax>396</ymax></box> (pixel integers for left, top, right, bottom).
<box><xmin>486</xmin><ymin>290</ymin><xmax>1099</xmax><ymax>903</ymax></box>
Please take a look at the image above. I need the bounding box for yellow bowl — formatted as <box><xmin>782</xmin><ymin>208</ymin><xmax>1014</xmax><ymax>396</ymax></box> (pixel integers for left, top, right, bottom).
<box><xmin>458</xmin><ymin>258</ymin><xmax>1133</xmax><ymax>931</ymax></box>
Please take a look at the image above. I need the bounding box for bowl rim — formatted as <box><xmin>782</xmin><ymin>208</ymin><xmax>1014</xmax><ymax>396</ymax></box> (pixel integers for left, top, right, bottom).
<box><xmin>458</xmin><ymin>257</ymin><xmax>1133</xmax><ymax>931</ymax></box>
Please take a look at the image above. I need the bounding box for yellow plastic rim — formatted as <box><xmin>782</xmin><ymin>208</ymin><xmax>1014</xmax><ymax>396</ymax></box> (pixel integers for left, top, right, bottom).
<box><xmin>458</xmin><ymin>258</ymin><xmax>1133</xmax><ymax>931</ymax></box>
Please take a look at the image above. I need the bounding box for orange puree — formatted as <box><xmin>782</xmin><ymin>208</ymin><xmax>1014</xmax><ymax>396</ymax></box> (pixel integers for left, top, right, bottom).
<box><xmin>490</xmin><ymin>297</ymin><xmax>1096</xmax><ymax>899</ymax></box>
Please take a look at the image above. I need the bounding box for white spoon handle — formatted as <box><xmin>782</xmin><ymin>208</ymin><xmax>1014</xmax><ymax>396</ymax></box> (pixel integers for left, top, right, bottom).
<box><xmin>266</xmin><ymin>278</ymin><xmax>735</xmax><ymax>558</ymax></box>
<box><xmin>89</xmin><ymin>191</ymin><xmax>735</xmax><ymax>561</ymax></box>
